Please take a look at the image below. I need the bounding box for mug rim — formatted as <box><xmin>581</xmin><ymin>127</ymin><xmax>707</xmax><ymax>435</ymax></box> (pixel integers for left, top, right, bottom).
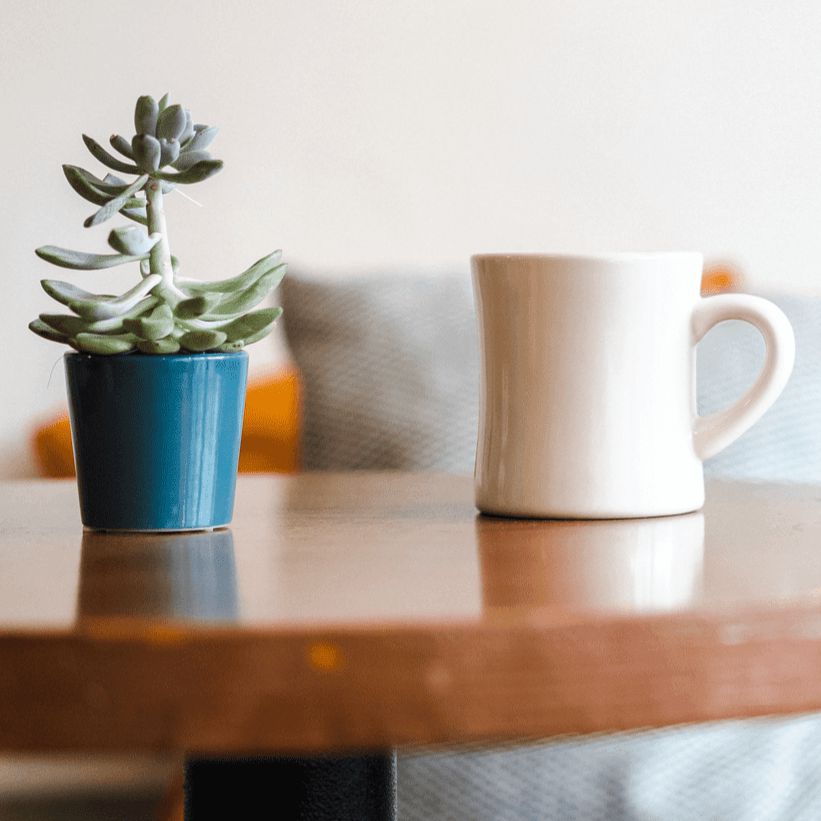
<box><xmin>471</xmin><ymin>251</ymin><xmax>703</xmax><ymax>264</ymax></box>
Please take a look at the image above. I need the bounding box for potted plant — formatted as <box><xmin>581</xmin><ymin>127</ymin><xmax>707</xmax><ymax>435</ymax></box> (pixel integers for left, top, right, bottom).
<box><xmin>29</xmin><ymin>94</ymin><xmax>286</xmax><ymax>532</ymax></box>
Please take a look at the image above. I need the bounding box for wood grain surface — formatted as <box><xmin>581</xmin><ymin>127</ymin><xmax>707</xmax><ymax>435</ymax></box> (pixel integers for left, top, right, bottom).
<box><xmin>1</xmin><ymin>474</ymin><xmax>821</xmax><ymax>753</ymax></box>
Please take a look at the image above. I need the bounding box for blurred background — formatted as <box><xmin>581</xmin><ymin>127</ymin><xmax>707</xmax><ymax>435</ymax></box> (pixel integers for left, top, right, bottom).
<box><xmin>3</xmin><ymin>0</ymin><xmax>821</xmax><ymax>477</ymax></box>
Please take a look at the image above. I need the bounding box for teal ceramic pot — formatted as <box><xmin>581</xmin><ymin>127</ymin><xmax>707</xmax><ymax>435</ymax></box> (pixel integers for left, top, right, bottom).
<box><xmin>64</xmin><ymin>352</ymin><xmax>248</xmax><ymax>531</ymax></box>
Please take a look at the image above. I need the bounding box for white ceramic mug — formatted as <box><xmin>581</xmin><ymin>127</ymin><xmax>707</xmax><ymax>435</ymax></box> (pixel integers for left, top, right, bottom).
<box><xmin>472</xmin><ymin>253</ymin><xmax>795</xmax><ymax>518</ymax></box>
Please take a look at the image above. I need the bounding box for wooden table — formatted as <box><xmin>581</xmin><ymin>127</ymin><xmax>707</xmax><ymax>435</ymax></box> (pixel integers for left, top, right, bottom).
<box><xmin>2</xmin><ymin>474</ymin><xmax>821</xmax><ymax>818</ymax></box>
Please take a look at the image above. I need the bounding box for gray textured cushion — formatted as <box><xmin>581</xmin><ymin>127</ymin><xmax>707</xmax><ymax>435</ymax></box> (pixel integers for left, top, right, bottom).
<box><xmin>398</xmin><ymin>714</ymin><xmax>821</xmax><ymax>821</ymax></box>
<box><xmin>282</xmin><ymin>271</ymin><xmax>821</xmax><ymax>820</ymax></box>
<box><xmin>282</xmin><ymin>270</ymin><xmax>478</xmax><ymax>472</ymax></box>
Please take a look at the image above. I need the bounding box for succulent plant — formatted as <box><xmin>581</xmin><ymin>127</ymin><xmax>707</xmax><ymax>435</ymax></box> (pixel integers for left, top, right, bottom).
<box><xmin>29</xmin><ymin>94</ymin><xmax>285</xmax><ymax>355</ymax></box>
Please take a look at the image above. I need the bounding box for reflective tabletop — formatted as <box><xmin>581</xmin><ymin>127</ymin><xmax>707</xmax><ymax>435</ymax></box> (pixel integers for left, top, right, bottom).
<box><xmin>0</xmin><ymin>474</ymin><xmax>819</xmax><ymax>752</ymax></box>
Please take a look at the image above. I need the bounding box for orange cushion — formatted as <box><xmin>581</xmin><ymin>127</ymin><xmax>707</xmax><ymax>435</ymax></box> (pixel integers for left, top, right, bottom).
<box><xmin>33</xmin><ymin>415</ymin><xmax>77</xmax><ymax>478</ymax></box>
<box><xmin>32</xmin><ymin>366</ymin><xmax>302</xmax><ymax>478</ymax></box>
<box><xmin>702</xmin><ymin>265</ymin><xmax>740</xmax><ymax>295</ymax></box>
<box><xmin>239</xmin><ymin>367</ymin><xmax>302</xmax><ymax>473</ymax></box>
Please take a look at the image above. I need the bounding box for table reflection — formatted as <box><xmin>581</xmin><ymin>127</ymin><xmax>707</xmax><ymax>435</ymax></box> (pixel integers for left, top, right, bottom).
<box><xmin>477</xmin><ymin>512</ymin><xmax>704</xmax><ymax>613</ymax></box>
<box><xmin>77</xmin><ymin>529</ymin><xmax>238</xmax><ymax>622</ymax></box>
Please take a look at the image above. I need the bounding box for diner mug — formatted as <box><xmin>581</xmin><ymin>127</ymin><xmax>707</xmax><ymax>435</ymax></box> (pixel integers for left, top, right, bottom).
<box><xmin>472</xmin><ymin>253</ymin><xmax>795</xmax><ymax>518</ymax></box>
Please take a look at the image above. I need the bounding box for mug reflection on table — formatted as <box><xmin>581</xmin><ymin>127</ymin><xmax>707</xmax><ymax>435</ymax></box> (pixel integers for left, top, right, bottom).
<box><xmin>477</xmin><ymin>512</ymin><xmax>704</xmax><ymax>613</ymax></box>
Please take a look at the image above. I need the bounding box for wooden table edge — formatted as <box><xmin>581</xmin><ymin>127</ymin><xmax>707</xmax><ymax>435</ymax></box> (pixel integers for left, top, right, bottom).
<box><xmin>2</xmin><ymin>601</ymin><xmax>821</xmax><ymax>753</ymax></box>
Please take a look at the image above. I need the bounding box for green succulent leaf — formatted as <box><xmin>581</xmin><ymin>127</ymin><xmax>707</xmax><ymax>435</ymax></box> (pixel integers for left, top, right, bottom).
<box><xmin>179</xmin><ymin>329</ymin><xmax>228</xmax><ymax>351</ymax></box>
<box><xmin>179</xmin><ymin>110</ymin><xmax>195</xmax><ymax>145</ymax></box>
<box><xmin>210</xmin><ymin>307</ymin><xmax>283</xmax><ymax>342</ymax></box>
<box><xmin>156</xmin><ymin>104</ymin><xmax>187</xmax><ymax>141</ymax></box>
<box><xmin>185</xmin><ymin>126</ymin><xmax>218</xmax><ymax>152</ymax></box>
<box><xmin>69</xmin><ymin>274</ymin><xmax>162</xmax><ymax>320</ymax></box>
<box><xmin>121</xmin><ymin>207</ymin><xmax>148</xmax><ymax>226</ymax></box>
<box><xmin>123</xmin><ymin>303</ymin><xmax>174</xmax><ymax>340</ymax></box>
<box><xmin>41</xmin><ymin>279</ymin><xmax>100</xmax><ymax>307</ymax></box>
<box><xmin>38</xmin><ymin>314</ymin><xmax>87</xmax><ymax>336</ymax></box>
<box><xmin>131</xmin><ymin>135</ymin><xmax>161</xmax><ymax>173</ymax></box>
<box><xmin>204</xmin><ymin>266</ymin><xmax>285</xmax><ymax>317</ymax></box>
<box><xmin>241</xmin><ymin>322</ymin><xmax>280</xmax><ymax>345</ymax></box>
<box><xmin>171</xmin><ymin>149</ymin><xmax>211</xmax><ymax>172</ymax></box>
<box><xmin>62</xmin><ymin>165</ymin><xmax>112</xmax><ymax>206</ymax></box>
<box><xmin>107</xmin><ymin>226</ymin><xmax>161</xmax><ymax>255</ymax></box>
<box><xmin>82</xmin><ymin>170</ymin><xmax>131</xmax><ymax>194</ymax></box>
<box><xmin>174</xmin><ymin>293</ymin><xmax>222</xmax><ymax>319</ymax></box>
<box><xmin>40</xmin><ymin>297</ymin><xmax>158</xmax><ymax>336</ymax></box>
<box><xmin>71</xmin><ymin>332</ymin><xmax>137</xmax><ymax>355</ymax></box>
<box><xmin>179</xmin><ymin>252</ymin><xmax>283</xmax><ymax>293</ymax></box>
<box><xmin>134</xmin><ymin>96</ymin><xmax>159</xmax><ymax>135</ymax></box>
<box><xmin>157</xmin><ymin>93</ymin><xmax>170</xmax><ymax>112</ymax></box>
<box><xmin>29</xmin><ymin>319</ymin><xmax>68</xmax><ymax>343</ymax></box>
<box><xmin>137</xmin><ymin>336</ymin><xmax>180</xmax><ymax>354</ymax></box>
<box><xmin>121</xmin><ymin>296</ymin><xmax>160</xmax><ymax>319</ymax></box>
<box><xmin>39</xmin><ymin>313</ymin><xmax>116</xmax><ymax>336</ymax></box>
<box><xmin>159</xmin><ymin>138</ymin><xmax>180</xmax><ymax>167</ymax></box>
<box><xmin>217</xmin><ymin>317</ymin><xmax>281</xmax><ymax>351</ymax></box>
<box><xmin>157</xmin><ymin>159</ymin><xmax>223</xmax><ymax>184</ymax></box>
<box><xmin>35</xmin><ymin>246</ymin><xmax>147</xmax><ymax>270</ymax></box>
<box><xmin>109</xmin><ymin>134</ymin><xmax>135</xmax><ymax>159</ymax></box>
<box><xmin>82</xmin><ymin>134</ymin><xmax>140</xmax><ymax>174</ymax></box>
<box><xmin>62</xmin><ymin>167</ymin><xmax>145</xmax><ymax>216</ymax></box>
<box><xmin>83</xmin><ymin>174</ymin><xmax>149</xmax><ymax>228</ymax></box>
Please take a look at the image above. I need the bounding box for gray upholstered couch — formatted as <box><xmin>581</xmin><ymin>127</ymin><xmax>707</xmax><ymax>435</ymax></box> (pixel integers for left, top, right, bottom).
<box><xmin>282</xmin><ymin>270</ymin><xmax>821</xmax><ymax>821</ymax></box>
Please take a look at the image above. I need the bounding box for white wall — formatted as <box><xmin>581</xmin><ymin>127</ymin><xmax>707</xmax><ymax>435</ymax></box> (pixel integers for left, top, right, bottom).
<box><xmin>2</xmin><ymin>0</ymin><xmax>821</xmax><ymax>477</ymax></box>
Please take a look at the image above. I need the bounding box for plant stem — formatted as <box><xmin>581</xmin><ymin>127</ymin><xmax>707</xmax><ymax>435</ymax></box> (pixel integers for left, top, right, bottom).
<box><xmin>145</xmin><ymin>181</ymin><xmax>173</xmax><ymax>283</ymax></box>
<box><xmin>145</xmin><ymin>179</ymin><xmax>186</xmax><ymax>304</ymax></box>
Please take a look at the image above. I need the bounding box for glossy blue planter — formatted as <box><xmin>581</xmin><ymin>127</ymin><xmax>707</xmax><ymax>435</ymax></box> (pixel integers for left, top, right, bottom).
<box><xmin>65</xmin><ymin>352</ymin><xmax>248</xmax><ymax>531</ymax></box>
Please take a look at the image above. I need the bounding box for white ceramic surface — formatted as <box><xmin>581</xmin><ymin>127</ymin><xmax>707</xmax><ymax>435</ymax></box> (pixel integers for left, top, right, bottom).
<box><xmin>472</xmin><ymin>252</ymin><xmax>795</xmax><ymax>518</ymax></box>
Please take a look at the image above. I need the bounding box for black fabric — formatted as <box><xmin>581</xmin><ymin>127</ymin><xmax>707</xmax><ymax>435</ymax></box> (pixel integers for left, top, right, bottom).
<box><xmin>184</xmin><ymin>754</ymin><xmax>396</xmax><ymax>820</ymax></box>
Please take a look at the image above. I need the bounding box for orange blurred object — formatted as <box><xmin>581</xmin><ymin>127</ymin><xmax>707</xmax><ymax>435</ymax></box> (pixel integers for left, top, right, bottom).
<box><xmin>237</xmin><ymin>367</ymin><xmax>301</xmax><ymax>473</ymax></box>
<box><xmin>32</xmin><ymin>366</ymin><xmax>302</xmax><ymax>478</ymax></box>
<box><xmin>701</xmin><ymin>264</ymin><xmax>741</xmax><ymax>295</ymax></box>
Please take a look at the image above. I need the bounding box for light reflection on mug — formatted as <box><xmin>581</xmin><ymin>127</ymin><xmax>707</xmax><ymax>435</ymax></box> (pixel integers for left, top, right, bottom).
<box><xmin>477</xmin><ymin>512</ymin><xmax>704</xmax><ymax>614</ymax></box>
<box><xmin>77</xmin><ymin>529</ymin><xmax>238</xmax><ymax>622</ymax></box>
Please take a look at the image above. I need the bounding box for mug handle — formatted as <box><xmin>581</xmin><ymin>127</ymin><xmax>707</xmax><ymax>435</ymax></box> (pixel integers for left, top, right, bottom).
<box><xmin>692</xmin><ymin>294</ymin><xmax>795</xmax><ymax>460</ymax></box>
